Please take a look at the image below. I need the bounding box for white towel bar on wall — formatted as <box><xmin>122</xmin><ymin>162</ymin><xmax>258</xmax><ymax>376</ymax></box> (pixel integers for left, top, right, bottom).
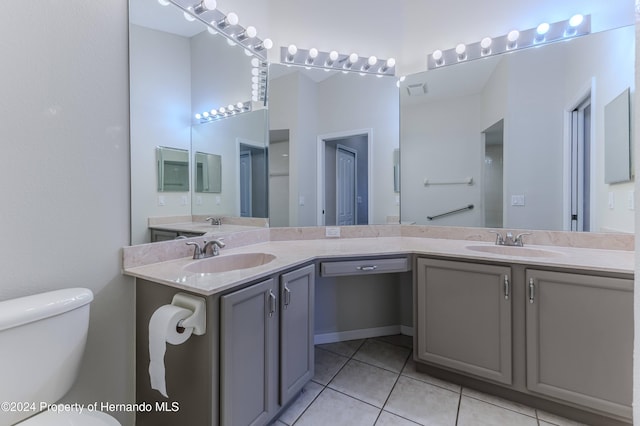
<box><xmin>424</xmin><ymin>177</ymin><xmax>473</xmax><ymax>186</ymax></box>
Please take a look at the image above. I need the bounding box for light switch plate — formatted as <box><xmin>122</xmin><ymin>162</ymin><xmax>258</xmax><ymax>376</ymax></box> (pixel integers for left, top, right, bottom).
<box><xmin>608</xmin><ymin>192</ymin><xmax>615</xmax><ymax>209</ymax></box>
<box><xmin>299</xmin><ymin>196</ymin><xmax>305</xmax><ymax>206</ymax></box>
<box><xmin>158</xmin><ymin>195</ymin><xmax>166</xmax><ymax>206</ymax></box>
<box><xmin>628</xmin><ymin>191</ymin><xmax>634</xmax><ymax>210</ymax></box>
<box><xmin>325</xmin><ymin>227</ymin><xmax>340</xmax><ymax>238</ymax></box>
<box><xmin>215</xmin><ymin>196</ymin><xmax>221</xmax><ymax>205</ymax></box>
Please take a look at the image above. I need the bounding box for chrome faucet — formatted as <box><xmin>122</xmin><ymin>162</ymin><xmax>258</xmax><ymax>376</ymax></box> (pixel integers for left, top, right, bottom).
<box><xmin>206</xmin><ymin>217</ymin><xmax>222</xmax><ymax>226</ymax></box>
<box><xmin>489</xmin><ymin>231</ymin><xmax>531</xmax><ymax>247</ymax></box>
<box><xmin>203</xmin><ymin>239</ymin><xmax>226</xmax><ymax>257</ymax></box>
<box><xmin>186</xmin><ymin>241</ymin><xmax>204</xmax><ymax>259</ymax></box>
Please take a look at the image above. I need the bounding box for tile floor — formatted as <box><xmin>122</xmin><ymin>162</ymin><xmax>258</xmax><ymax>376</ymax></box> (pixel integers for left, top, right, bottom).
<box><xmin>272</xmin><ymin>335</ymin><xmax>589</xmax><ymax>426</ymax></box>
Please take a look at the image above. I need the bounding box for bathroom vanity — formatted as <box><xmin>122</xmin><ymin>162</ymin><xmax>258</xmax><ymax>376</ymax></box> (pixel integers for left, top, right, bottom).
<box><xmin>124</xmin><ymin>226</ymin><xmax>633</xmax><ymax>426</ymax></box>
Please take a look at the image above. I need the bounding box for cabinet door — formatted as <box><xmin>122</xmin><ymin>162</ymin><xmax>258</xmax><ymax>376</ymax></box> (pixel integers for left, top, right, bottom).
<box><xmin>220</xmin><ymin>278</ymin><xmax>278</xmax><ymax>426</ymax></box>
<box><xmin>526</xmin><ymin>270</ymin><xmax>632</xmax><ymax>420</ymax></box>
<box><xmin>416</xmin><ymin>258</ymin><xmax>512</xmax><ymax>384</ymax></box>
<box><xmin>280</xmin><ymin>265</ymin><xmax>315</xmax><ymax>404</ymax></box>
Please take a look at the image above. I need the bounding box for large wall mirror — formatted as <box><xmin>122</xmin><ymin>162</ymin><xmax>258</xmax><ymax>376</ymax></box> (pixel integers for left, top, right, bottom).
<box><xmin>400</xmin><ymin>24</ymin><xmax>635</xmax><ymax>233</ymax></box>
<box><xmin>267</xmin><ymin>65</ymin><xmax>400</xmax><ymax>227</ymax></box>
<box><xmin>129</xmin><ymin>0</ymin><xmax>268</xmax><ymax>244</ymax></box>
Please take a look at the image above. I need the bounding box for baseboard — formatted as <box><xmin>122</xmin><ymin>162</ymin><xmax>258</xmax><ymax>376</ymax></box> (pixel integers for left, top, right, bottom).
<box><xmin>314</xmin><ymin>325</ymin><xmax>413</xmax><ymax>345</ymax></box>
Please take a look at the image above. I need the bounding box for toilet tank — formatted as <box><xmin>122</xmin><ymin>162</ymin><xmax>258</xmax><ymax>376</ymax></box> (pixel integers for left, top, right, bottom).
<box><xmin>0</xmin><ymin>288</ymin><xmax>93</xmax><ymax>425</ymax></box>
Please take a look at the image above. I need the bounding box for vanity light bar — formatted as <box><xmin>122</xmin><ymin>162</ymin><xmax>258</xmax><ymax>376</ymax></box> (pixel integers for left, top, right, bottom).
<box><xmin>194</xmin><ymin>101</ymin><xmax>252</xmax><ymax>124</ymax></box>
<box><xmin>427</xmin><ymin>14</ymin><xmax>590</xmax><ymax>70</ymax></box>
<box><xmin>280</xmin><ymin>46</ymin><xmax>396</xmax><ymax>77</ymax></box>
<box><xmin>162</xmin><ymin>0</ymin><xmax>273</xmax><ymax>60</ymax></box>
<box><xmin>251</xmin><ymin>58</ymin><xmax>268</xmax><ymax>103</ymax></box>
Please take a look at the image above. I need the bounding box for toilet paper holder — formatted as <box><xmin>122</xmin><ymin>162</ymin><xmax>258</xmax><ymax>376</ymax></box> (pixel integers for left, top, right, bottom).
<box><xmin>171</xmin><ymin>293</ymin><xmax>206</xmax><ymax>335</ymax></box>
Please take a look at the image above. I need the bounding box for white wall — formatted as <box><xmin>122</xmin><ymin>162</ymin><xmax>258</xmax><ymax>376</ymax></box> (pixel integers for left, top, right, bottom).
<box><xmin>130</xmin><ymin>24</ymin><xmax>191</xmax><ymax>244</ymax></box>
<box><xmin>0</xmin><ymin>1</ymin><xmax>134</xmax><ymax>425</ymax></box>
<box><xmin>401</xmin><ymin>94</ymin><xmax>484</xmax><ymax>226</ymax></box>
<box><xmin>632</xmin><ymin>11</ymin><xmax>640</xmax><ymax>424</ymax></box>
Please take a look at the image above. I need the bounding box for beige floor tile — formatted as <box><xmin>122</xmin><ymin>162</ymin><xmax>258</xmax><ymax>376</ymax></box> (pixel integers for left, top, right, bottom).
<box><xmin>384</xmin><ymin>375</ymin><xmax>459</xmax><ymax>425</ymax></box>
<box><xmin>375</xmin><ymin>411</ymin><xmax>421</xmax><ymax>425</ymax></box>
<box><xmin>353</xmin><ymin>339</ymin><xmax>411</xmax><ymax>373</ymax></box>
<box><xmin>295</xmin><ymin>388</ymin><xmax>380</xmax><ymax>426</ymax></box>
<box><xmin>277</xmin><ymin>381</ymin><xmax>323</xmax><ymax>425</ymax></box>
<box><xmin>401</xmin><ymin>357</ymin><xmax>461</xmax><ymax>393</ymax></box>
<box><xmin>313</xmin><ymin>347</ymin><xmax>349</xmax><ymax>385</ymax></box>
<box><xmin>537</xmin><ymin>410</ymin><xmax>589</xmax><ymax>426</ymax></box>
<box><xmin>329</xmin><ymin>359</ymin><xmax>399</xmax><ymax>408</ymax></box>
<box><xmin>317</xmin><ymin>339</ymin><xmax>365</xmax><ymax>357</ymax></box>
<box><xmin>457</xmin><ymin>396</ymin><xmax>537</xmax><ymax>426</ymax></box>
<box><xmin>374</xmin><ymin>334</ymin><xmax>414</xmax><ymax>349</ymax></box>
<box><xmin>462</xmin><ymin>387</ymin><xmax>536</xmax><ymax>417</ymax></box>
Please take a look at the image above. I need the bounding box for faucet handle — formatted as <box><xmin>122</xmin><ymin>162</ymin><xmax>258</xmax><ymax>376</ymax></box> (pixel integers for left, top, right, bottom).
<box><xmin>488</xmin><ymin>230</ymin><xmax>504</xmax><ymax>245</ymax></box>
<box><xmin>186</xmin><ymin>242</ymin><xmax>204</xmax><ymax>259</ymax></box>
<box><xmin>514</xmin><ymin>232</ymin><xmax>532</xmax><ymax>247</ymax></box>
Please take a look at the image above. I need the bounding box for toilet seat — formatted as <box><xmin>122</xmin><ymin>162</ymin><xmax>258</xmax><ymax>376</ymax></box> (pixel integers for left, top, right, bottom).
<box><xmin>18</xmin><ymin>409</ymin><xmax>121</xmax><ymax>426</ymax></box>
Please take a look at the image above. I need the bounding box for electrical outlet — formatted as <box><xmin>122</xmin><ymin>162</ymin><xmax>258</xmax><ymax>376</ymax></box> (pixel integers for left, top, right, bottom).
<box><xmin>511</xmin><ymin>195</ymin><xmax>525</xmax><ymax>206</ymax></box>
<box><xmin>181</xmin><ymin>195</ymin><xmax>188</xmax><ymax>206</ymax></box>
<box><xmin>608</xmin><ymin>192</ymin><xmax>615</xmax><ymax>209</ymax></box>
<box><xmin>628</xmin><ymin>191</ymin><xmax>635</xmax><ymax>210</ymax></box>
<box><xmin>196</xmin><ymin>196</ymin><xmax>203</xmax><ymax>205</ymax></box>
<box><xmin>325</xmin><ymin>227</ymin><xmax>340</xmax><ymax>238</ymax></box>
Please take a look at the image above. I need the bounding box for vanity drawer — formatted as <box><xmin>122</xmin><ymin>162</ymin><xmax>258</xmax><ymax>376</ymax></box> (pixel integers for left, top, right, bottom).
<box><xmin>321</xmin><ymin>257</ymin><xmax>410</xmax><ymax>277</ymax></box>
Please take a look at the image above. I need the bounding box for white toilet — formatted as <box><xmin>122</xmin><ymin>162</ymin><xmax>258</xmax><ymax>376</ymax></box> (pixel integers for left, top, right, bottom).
<box><xmin>0</xmin><ymin>288</ymin><xmax>121</xmax><ymax>425</ymax></box>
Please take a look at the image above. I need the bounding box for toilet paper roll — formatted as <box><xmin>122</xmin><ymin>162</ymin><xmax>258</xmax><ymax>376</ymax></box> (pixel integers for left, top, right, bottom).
<box><xmin>148</xmin><ymin>305</ymin><xmax>194</xmax><ymax>398</ymax></box>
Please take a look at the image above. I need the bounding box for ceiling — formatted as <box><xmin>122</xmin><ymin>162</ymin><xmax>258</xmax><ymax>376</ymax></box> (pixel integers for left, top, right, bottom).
<box><xmin>130</xmin><ymin>0</ymin><xmax>635</xmax><ymax>76</ymax></box>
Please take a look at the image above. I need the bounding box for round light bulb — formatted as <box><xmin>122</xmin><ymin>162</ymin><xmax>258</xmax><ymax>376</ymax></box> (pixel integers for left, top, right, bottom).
<box><xmin>262</xmin><ymin>38</ymin><xmax>273</xmax><ymax>50</ymax></box>
<box><xmin>507</xmin><ymin>30</ymin><xmax>520</xmax><ymax>42</ymax></box>
<box><xmin>158</xmin><ymin>0</ymin><xmax>170</xmax><ymax>5</ymax></box>
<box><xmin>252</xmin><ymin>76</ymin><xmax>259</xmax><ymax>84</ymax></box>
<box><xmin>183</xmin><ymin>9</ymin><xmax>196</xmax><ymax>21</ymax></box>
<box><xmin>287</xmin><ymin>44</ymin><xmax>298</xmax><ymax>55</ymax></box>
<box><xmin>251</xmin><ymin>68</ymin><xmax>260</xmax><ymax>76</ymax></box>
<box><xmin>569</xmin><ymin>14</ymin><xmax>584</xmax><ymax>27</ymax></box>
<box><xmin>228</xmin><ymin>104</ymin><xmax>234</xmax><ymax>111</ymax></box>
<box><xmin>455</xmin><ymin>43</ymin><xmax>466</xmax><ymax>55</ymax></box>
<box><xmin>386</xmin><ymin>58</ymin><xmax>396</xmax><ymax>68</ymax></box>
<box><xmin>207</xmin><ymin>25</ymin><xmax>218</xmax><ymax>35</ymax></box>
<box><xmin>399</xmin><ymin>76</ymin><xmax>406</xmax><ymax>82</ymax></box>
<box><xmin>432</xmin><ymin>49</ymin><xmax>443</xmax><ymax>61</ymax></box>
<box><xmin>329</xmin><ymin>51</ymin><xmax>339</xmax><ymax>61</ymax></box>
<box><xmin>202</xmin><ymin>0</ymin><xmax>216</xmax><ymax>11</ymax></box>
<box><xmin>245</xmin><ymin>26</ymin><xmax>257</xmax><ymax>38</ymax></box>
<box><xmin>252</xmin><ymin>95</ymin><xmax>259</xmax><ymax>102</ymax></box>
<box><xmin>252</xmin><ymin>83</ymin><xmax>259</xmax><ymax>90</ymax></box>
<box><xmin>202</xmin><ymin>111</ymin><xmax>209</xmax><ymax>118</ymax></box>
<box><xmin>195</xmin><ymin>113</ymin><xmax>202</xmax><ymax>119</ymax></box>
<box><xmin>210</xmin><ymin>109</ymin><xmax>217</xmax><ymax>115</ymax></box>
<box><xmin>348</xmin><ymin>53</ymin><xmax>359</xmax><ymax>64</ymax></box>
<box><xmin>244</xmin><ymin>49</ymin><xmax>253</xmax><ymax>56</ymax></box>
<box><xmin>219</xmin><ymin>107</ymin><xmax>226</xmax><ymax>113</ymax></box>
<box><xmin>367</xmin><ymin>56</ymin><xmax>378</xmax><ymax>66</ymax></box>
<box><xmin>251</xmin><ymin>57</ymin><xmax>260</xmax><ymax>67</ymax></box>
<box><xmin>252</xmin><ymin>89</ymin><xmax>258</xmax><ymax>96</ymax></box>
<box><xmin>537</xmin><ymin>22</ymin><xmax>550</xmax><ymax>35</ymax></box>
<box><xmin>227</xmin><ymin>39</ymin><xmax>236</xmax><ymax>46</ymax></box>
<box><xmin>226</xmin><ymin>12</ymin><xmax>239</xmax><ymax>26</ymax></box>
<box><xmin>480</xmin><ymin>37</ymin><xmax>492</xmax><ymax>49</ymax></box>
<box><xmin>309</xmin><ymin>48</ymin><xmax>319</xmax><ymax>59</ymax></box>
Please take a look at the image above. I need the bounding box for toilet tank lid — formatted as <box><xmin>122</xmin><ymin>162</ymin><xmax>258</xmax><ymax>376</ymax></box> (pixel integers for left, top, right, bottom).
<box><xmin>0</xmin><ymin>288</ymin><xmax>93</xmax><ymax>332</ymax></box>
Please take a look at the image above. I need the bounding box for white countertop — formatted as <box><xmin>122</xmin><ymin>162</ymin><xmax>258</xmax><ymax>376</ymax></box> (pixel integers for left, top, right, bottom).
<box><xmin>123</xmin><ymin>236</ymin><xmax>634</xmax><ymax>296</ymax></box>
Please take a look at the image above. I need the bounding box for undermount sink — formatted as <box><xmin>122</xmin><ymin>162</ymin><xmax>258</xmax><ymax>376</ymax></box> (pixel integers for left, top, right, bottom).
<box><xmin>465</xmin><ymin>245</ymin><xmax>563</xmax><ymax>258</ymax></box>
<box><xmin>184</xmin><ymin>253</ymin><xmax>276</xmax><ymax>274</ymax></box>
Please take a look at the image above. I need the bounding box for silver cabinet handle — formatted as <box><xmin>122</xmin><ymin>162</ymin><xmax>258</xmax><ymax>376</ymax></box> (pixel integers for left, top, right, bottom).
<box><xmin>356</xmin><ymin>265</ymin><xmax>378</xmax><ymax>271</ymax></box>
<box><xmin>283</xmin><ymin>285</ymin><xmax>291</xmax><ymax>309</ymax></box>
<box><xmin>503</xmin><ymin>275</ymin><xmax>510</xmax><ymax>300</ymax></box>
<box><xmin>268</xmin><ymin>290</ymin><xmax>276</xmax><ymax>317</ymax></box>
<box><xmin>528</xmin><ymin>278</ymin><xmax>535</xmax><ymax>304</ymax></box>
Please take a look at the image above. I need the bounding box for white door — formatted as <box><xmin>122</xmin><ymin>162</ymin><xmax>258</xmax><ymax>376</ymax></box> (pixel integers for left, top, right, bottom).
<box><xmin>240</xmin><ymin>151</ymin><xmax>252</xmax><ymax>217</ymax></box>
<box><xmin>336</xmin><ymin>145</ymin><xmax>356</xmax><ymax>225</ymax></box>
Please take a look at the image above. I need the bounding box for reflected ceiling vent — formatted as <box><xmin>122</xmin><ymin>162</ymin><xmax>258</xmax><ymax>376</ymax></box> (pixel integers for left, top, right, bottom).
<box><xmin>407</xmin><ymin>83</ymin><xmax>428</xmax><ymax>96</ymax></box>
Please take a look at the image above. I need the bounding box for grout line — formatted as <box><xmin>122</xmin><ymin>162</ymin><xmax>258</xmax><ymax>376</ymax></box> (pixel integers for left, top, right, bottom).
<box><xmin>455</xmin><ymin>387</ymin><xmax>463</xmax><ymax>425</ymax></box>
<box><xmin>463</xmin><ymin>393</ymin><xmax>538</xmax><ymax>420</ymax></box>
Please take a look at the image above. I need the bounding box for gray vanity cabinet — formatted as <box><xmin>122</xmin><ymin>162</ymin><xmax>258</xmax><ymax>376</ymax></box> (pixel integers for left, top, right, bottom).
<box><xmin>220</xmin><ymin>278</ymin><xmax>278</xmax><ymax>426</ymax></box>
<box><xmin>415</xmin><ymin>258</ymin><xmax>513</xmax><ymax>385</ymax></box>
<box><xmin>525</xmin><ymin>269</ymin><xmax>633</xmax><ymax>420</ymax></box>
<box><xmin>220</xmin><ymin>264</ymin><xmax>315</xmax><ymax>426</ymax></box>
<box><xmin>279</xmin><ymin>265</ymin><xmax>315</xmax><ymax>403</ymax></box>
